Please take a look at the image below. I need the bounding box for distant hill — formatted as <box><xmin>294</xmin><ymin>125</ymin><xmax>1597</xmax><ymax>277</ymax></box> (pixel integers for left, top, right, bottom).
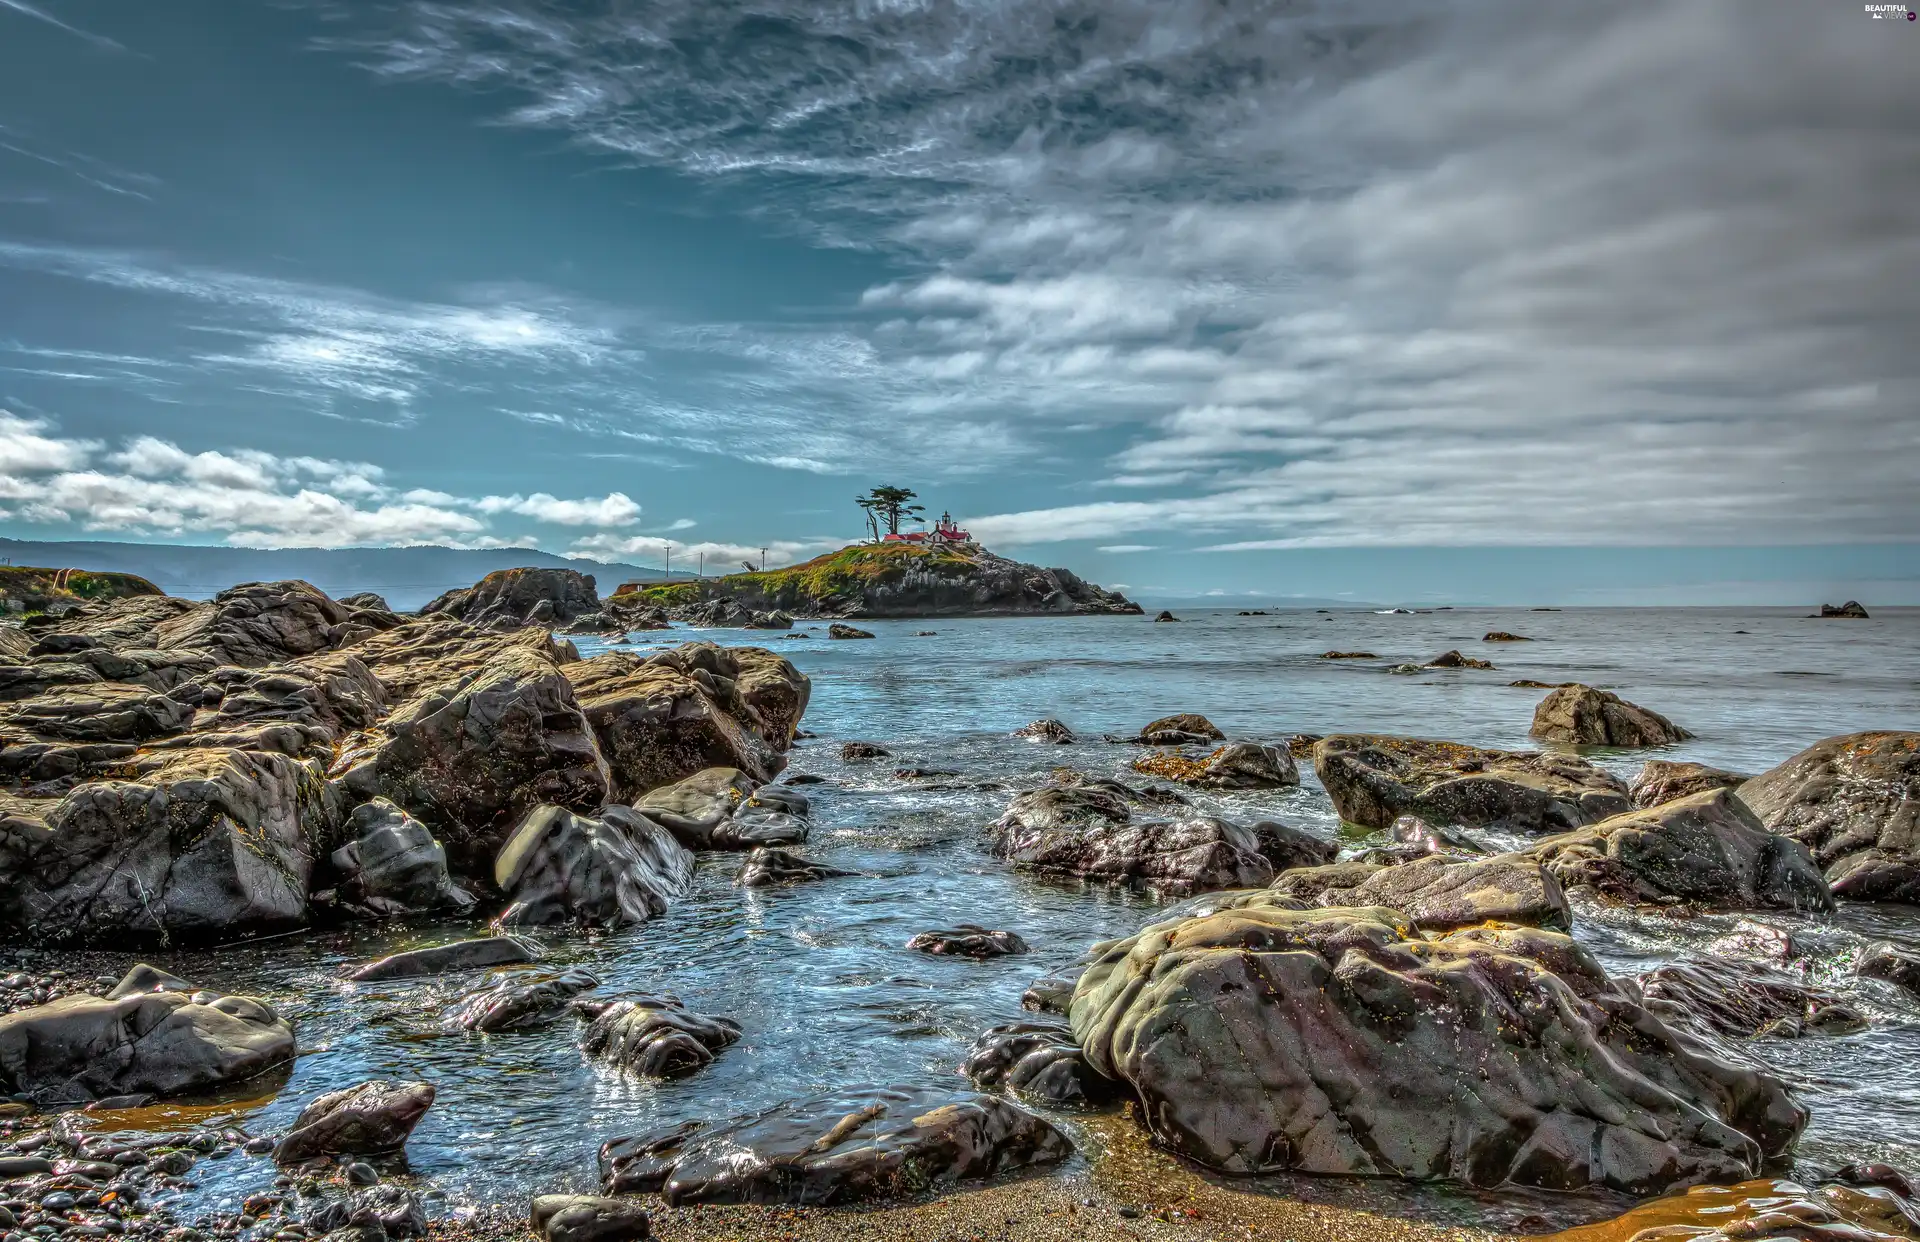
<box><xmin>0</xmin><ymin>538</ymin><xmax>695</xmax><ymax>610</ymax></box>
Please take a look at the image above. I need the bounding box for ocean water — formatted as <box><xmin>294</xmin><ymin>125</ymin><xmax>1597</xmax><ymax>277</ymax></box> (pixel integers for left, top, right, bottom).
<box><xmin>35</xmin><ymin>606</ymin><xmax>1920</xmax><ymax>1228</ymax></box>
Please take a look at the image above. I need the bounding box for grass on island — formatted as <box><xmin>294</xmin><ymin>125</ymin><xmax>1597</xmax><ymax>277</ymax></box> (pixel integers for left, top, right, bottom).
<box><xmin>0</xmin><ymin>565</ymin><xmax>162</xmax><ymax>613</ymax></box>
<box><xmin>618</xmin><ymin>543</ymin><xmax>977</xmax><ymax>608</ymax></box>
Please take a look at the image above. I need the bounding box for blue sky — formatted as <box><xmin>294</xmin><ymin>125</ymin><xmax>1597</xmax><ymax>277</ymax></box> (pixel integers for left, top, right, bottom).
<box><xmin>0</xmin><ymin>0</ymin><xmax>1915</xmax><ymax>603</ymax></box>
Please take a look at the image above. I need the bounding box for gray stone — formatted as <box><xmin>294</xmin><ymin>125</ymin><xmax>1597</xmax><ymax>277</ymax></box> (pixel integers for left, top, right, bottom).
<box><xmin>576</xmin><ymin>995</ymin><xmax>741</xmax><ymax>1078</ymax></box>
<box><xmin>494</xmin><ymin>805</ymin><xmax>693</xmax><ymax>930</ymax></box>
<box><xmin>273</xmin><ymin>1080</ymin><xmax>435</xmax><ymax>1165</ymax></box>
<box><xmin>347</xmin><ymin>936</ymin><xmax>541</xmax><ymax>981</ymax></box>
<box><xmin>1737</xmin><ymin>731</ymin><xmax>1920</xmax><ymax>902</ymax></box>
<box><xmin>330</xmin><ymin>800</ymin><xmax>474</xmax><ymax>917</ymax></box>
<box><xmin>1531</xmin><ymin>684</ymin><xmax>1691</xmax><ymax>747</ymax></box>
<box><xmin>530</xmin><ymin>1195</ymin><xmax>651</xmax><ymax>1242</ymax></box>
<box><xmin>1313</xmin><ymin>733</ymin><xmax>1632</xmax><ymax>833</ymax></box>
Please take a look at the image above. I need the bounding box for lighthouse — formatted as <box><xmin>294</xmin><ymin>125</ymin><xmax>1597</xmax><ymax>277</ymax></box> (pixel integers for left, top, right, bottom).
<box><xmin>883</xmin><ymin>510</ymin><xmax>973</xmax><ymax>546</ymax></box>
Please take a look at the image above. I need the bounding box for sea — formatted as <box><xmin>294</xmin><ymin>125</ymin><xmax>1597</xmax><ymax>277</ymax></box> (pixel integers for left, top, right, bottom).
<box><xmin>33</xmin><ymin>605</ymin><xmax>1920</xmax><ymax>1231</ymax></box>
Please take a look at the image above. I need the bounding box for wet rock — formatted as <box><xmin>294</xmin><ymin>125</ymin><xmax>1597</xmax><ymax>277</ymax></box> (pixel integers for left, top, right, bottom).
<box><xmin>305</xmin><ymin>1186</ymin><xmax>425</xmax><ymax>1238</ymax></box>
<box><xmin>841</xmin><ymin>741</ymin><xmax>890</xmax><ymax>760</ymax></box>
<box><xmin>962</xmin><ymin>1020</ymin><xmax>1123</xmax><ymax>1110</ymax></box>
<box><xmin>1319</xmin><ymin>651</ymin><xmax>1375</xmax><ymax>659</ymax></box>
<box><xmin>735</xmin><ymin>847</ymin><xmax>855</xmax><ymax>887</ymax></box>
<box><xmin>273</xmin><ymin>1081</ymin><xmax>435</xmax><ymax>1164</ymax></box>
<box><xmin>1</xmin><ymin>746</ymin><xmax>321</xmax><ymax>944</ymax></box>
<box><xmin>530</xmin><ymin>1195</ymin><xmax>651</xmax><ymax>1242</ymax></box>
<box><xmin>1286</xmin><ymin>733</ymin><xmax>1322</xmax><ymax>759</ymax></box>
<box><xmin>1483</xmin><ymin>632</ymin><xmax>1531</xmax><ymax>642</ymax></box>
<box><xmin>742</xmin><ymin>611</ymin><xmax>794</xmax><ymax>631</ymax></box>
<box><xmin>1249</xmin><ymin>820</ymin><xmax>1338</xmax><ymax>872</ymax></box>
<box><xmin>599</xmin><ymin>1085</ymin><xmax>1072</xmax><ymax>1204</ymax></box>
<box><xmin>1632</xmin><ymin>759</ymin><xmax>1749</xmax><ymax>808</ymax></box>
<box><xmin>329</xmin><ymin>799</ymin><xmax>475</xmax><ymax>918</ymax></box>
<box><xmin>447</xmin><ymin>969</ymin><xmax>600</xmax><ymax>1033</ymax></box>
<box><xmin>1642</xmin><ymin>956</ymin><xmax>1867</xmax><ymax>1038</ymax></box>
<box><xmin>346</xmin><ymin>936</ymin><xmax>542</xmax><ymax>981</ymax></box>
<box><xmin>493</xmin><ymin>804</ymin><xmax>693</xmax><ymax>930</ymax></box>
<box><xmin>1737</xmin><ymin>731</ymin><xmax>1920</xmax><ymax>902</ymax></box>
<box><xmin>105</xmin><ymin>963</ymin><xmax>194</xmax><ymax>999</ymax></box>
<box><xmin>1152</xmin><ymin>610</ymin><xmax>1179</xmax><ymax>623</ymax></box>
<box><xmin>561</xmin><ymin>643</ymin><xmax>806</xmax><ymax>800</ymax></box>
<box><xmin>1070</xmin><ymin>898</ymin><xmax>1806</xmax><ymax>1192</ymax></box>
<box><xmin>1818</xmin><ymin>601</ymin><xmax>1870</xmax><ymax>618</ymax></box>
<box><xmin>629</xmin><ymin>767</ymin><xmax>810</xmax><ymax>850</ymax></box>
<box><xmin>1706</xmin><ymin>919</ymin><xmax>1805</xmax><ymax>964</ymax></box>
<box><xmin>1131</xmin><ymin>741</ymin><xmax>1298</xmax><ymax>789</ymax></box>
<box><xmin>1021</xmin><ymin>976</ymin><xmax>1076</xmax><ymax>1015</ymax></box>
<box><xmin>1527</xmin><ymin>788</ymin><xmax>1834</xmax><ymax>912</ymax></box>
<box><xmin>0</xmin><ymin>970</ymin><xmax>294</xmax><ymax>1103</ymax></box>
<box><xmin>907</xmin><ymin>926</ymin><xmax>1029</xmax><ymax>958</ymax></box>
<box><xmin>1013</xmin><ymin>719</ymin><xmax>1075</xmax><ymax>744</ymax></box>
<box><xmin>1425</xmin><ymin>650</ymin><xmax>1494</xmax><ymax>669</ymax></box>
<box><xmin>330</xmin><ymin>646</ymin><xmax>610</xmax><ymax>873</ymax></box>
<box><xmin>827</xmin><ymin>623</ymin><xmax>875</xmax><ymax>640</ymax></box>
<box><xmin>421</xmin><ymin>569</ymin><xmax>601</xmax><ymax>630</ymax></box>
<box><xmin>991</xmin><ymin>790</ymin><xmax>1276</xmax><ymax>891</ymax></box>
<box><xmin>1530</xmin><ymin>683</ymin><xmax>1691</xmax><ymax>747</ymax></box>
<box><xmin>1856</xmin><ymin>942</ymin><xmax>1920</xmax><ymax>999</ymax></box>
<box><xmin>1313</xmin><ymin>733</ymin><xmax>1632</xmax><ymax>833</ymax></box>
<box><xmin>1141</xmin><ymin>713</ymin><xmax>1223</xmax><ymax>741</ymax></box>
<box><xmin>339</xmin><ymin>593</ymin><xmax>391</xmax><ymax>613</ymax></box>
<box><xmin>1269</xmin><ymin>852</ymin><xmax>1572</xmax><ymax>931</ymax></box>
<box><xmin>0</xmin><ymin>683</ymin><xmax>193</xmax><ymax>742</ymax></box>
<box><xmin>189</xmin><ymin>653</ymin><xmax>388</xmax><ymax>742</ymax></box>
<box><xmin>151</xmin><ymin>581</ymin><xmax>355</xmax><ymax>668</ymax></box>
<box><xmin>576</xmin><ymin>995</ymin><xmax>741</xmax><ymax>1078</ymax></box>
<box><xmin>1389</xmin><ymin>814</ymin><xmax>1488</xmax><ymax>855</ymax></box>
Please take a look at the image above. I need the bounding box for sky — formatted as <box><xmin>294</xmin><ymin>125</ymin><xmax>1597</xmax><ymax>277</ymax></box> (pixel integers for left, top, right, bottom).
<box><xmin>0</xmin><ymin>0</ymin><xmax>1916</xmax><ymax>604</ymax></box>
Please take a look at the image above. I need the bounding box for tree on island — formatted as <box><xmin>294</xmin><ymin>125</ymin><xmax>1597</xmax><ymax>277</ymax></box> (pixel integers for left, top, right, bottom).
<box><xmin>856</xmin><ymin>485</ymin><xmax>924</xmax><ymax>541</ymax></box>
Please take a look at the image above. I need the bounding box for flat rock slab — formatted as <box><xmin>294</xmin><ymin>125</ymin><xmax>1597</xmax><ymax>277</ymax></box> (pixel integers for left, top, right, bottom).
<box><xmin>1312</xmin><ymin>733</ymin><xmax>1632</xmax><ymax>833</ymax></box>
<box><xmin>447</xmin><ymin>969</ymin><xmax>599</xmax><ymax>1034</ymax></box>
<box><xmin>599</xmin><ymin>1085</ymin><xmax>1073</xmax><ymax>1205</ymax></box>
<box><xmin>1268</xmin><ymin>852</ymin><xmax>1572</xmax><ymax>931</ymax></box>
<box><xmin>348</xmin><ymin>936</ymin><xmax>542</xmax><ymax>981</ymax></box>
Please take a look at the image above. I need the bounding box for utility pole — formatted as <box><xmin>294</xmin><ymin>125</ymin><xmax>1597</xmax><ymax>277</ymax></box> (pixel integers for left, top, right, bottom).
<box><xmin>663</xmin><ymin>542</ymin><xmax>671</xmax><ymax>579</ymax></box>
<box><xmin>760</xmin><ymin>547</ymin><xmax>768</xmax><ymax>571</ymax></box>
<box><xmin>697</xmin><ymin>551</ymin><xmax>704</xmax><ymax>579</ymax></box>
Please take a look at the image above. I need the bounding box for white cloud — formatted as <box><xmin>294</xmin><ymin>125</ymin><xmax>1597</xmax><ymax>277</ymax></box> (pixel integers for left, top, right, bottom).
<box><xmin>471</xmin><ymin>491</ymin><xmax>642</xmax><ymax>526</ymax></box>
<box><xmin>1097</xmin><ymin>544</ymin><xmax>1158</xmax><ymax>554</ymax></box>
<box><xmin>0</xmin><ymin>411</ymin><xmax>95</xmax><ymax>472</ymax></box>
<box><xmin>567</xmin><ymin>533</ymin><xmax>838</xmax><ymax>569</ymax></box>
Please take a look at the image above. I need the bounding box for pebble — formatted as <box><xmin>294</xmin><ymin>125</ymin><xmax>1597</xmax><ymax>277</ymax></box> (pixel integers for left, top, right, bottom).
<box><xmin>342</xmin><ymin>1164</ymin><xmax>378</xmax><ymax>1187</ymax></box>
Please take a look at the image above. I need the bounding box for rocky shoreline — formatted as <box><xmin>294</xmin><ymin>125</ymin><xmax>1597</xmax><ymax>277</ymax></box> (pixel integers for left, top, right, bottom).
<box><xmin>4</xmin><ymin>576</ymin><xmax>1919</xmax><ymax>1242</ymax></box>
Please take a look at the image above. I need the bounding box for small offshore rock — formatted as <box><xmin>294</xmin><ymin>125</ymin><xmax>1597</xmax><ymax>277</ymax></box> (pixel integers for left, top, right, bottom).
<box><xmin>1425</xmin><ymin>649</ymin><xmax>1494</xmax><ymax>669</ymax></box>
<box><xmin>1319</xmin><ymin>651</ymin><xmax>1375</xmax><ymax>659</ymax></box>
<box><xmin>906</xmin><ymin>925</ymin><xmax>1029</xmax><ymax>958</ymax></box>
<box><xmin>1817</xmin><ymin>601</ymin><xmax>1870</xmax><ymax>618</ymax></box>
<box><xmin>1013</xmin><ymin>718</ymin><xmax>1075</xmax><ymax>744</ymax></box>
<box><xmin>827</xmin><ymin>623</ymin><xmax>875</xmax><ymax>640</ymax></box>
<box><xmin>576</xmin><ymin>995</ymin><xmax>741</xmax><ymax>1079</ymax></box>
<box><xmin>735</xmin><ymin>847</ymin><xmax>855</xmax><ymax>888</ymax></box>
<box><xmin>1483</xmin><ymin>632</ymin><xmax>1532</xmax><ymax>642</ymax></box>
<box><xmin>1530</xmin><ymin>683</ymin><xmax>1691</xmax><ymax>747</ymax></box>
<box><xmin>840</xmin><ymin>741</ymin><xmax>890</xmax><ymax>760</ymax></box>
<box><xmin>1152</xmin><ymin>610</ymin><xmax>1179</xmax><ymax>622</ymax></box>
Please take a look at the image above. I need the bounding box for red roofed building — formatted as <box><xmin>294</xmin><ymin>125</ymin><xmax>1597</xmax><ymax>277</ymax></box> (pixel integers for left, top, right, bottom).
<box><xmin>884</xmin><ymin>511</ymin><xmax>973</xmax><ymax>546</ymax></box>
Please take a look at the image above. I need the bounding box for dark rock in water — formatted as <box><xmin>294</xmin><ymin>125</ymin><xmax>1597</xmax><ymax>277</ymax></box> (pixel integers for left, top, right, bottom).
<box><xmin>306</xmin><ymin>1186</ymin><xmax>426</xmax><ymax>1238</ymax></box>
<box><xmin>1528</xmin><ymin>788</ymin><xmax>1834</xmax><ymax>913</ymax></box>
<box><xmin>1425</xmin><ymin>649</ymin><xmax>1494</xmax><ymax>669</ymax></box>
<box><xmin>631</xmin><ymin>767</ymin><xmax>811</xmax><ymax>850</ymax></box>
<box><xmin>562</xmin><ymin>643</ymin><xmax>807</xmax><ymax>799</ymax></box>
<box><xmin>447</xmin><ymin>969</ymin><xmax>600</xmax><ymax>1033</ymax></box>
<box><xmin>895</xmin><ymin>766</ymin><xmax>961</xmax><ymax>780</ymax></box>
<box><xmin>1641</xmin><ymin>957</ymin><xmax>1867</xmax><ymax>1038</ymax></box>
<box><xmin>828</xmin><ymin>623</ymin><xmax>875</xmax><ymax>640</ymax></box>
<box><xmin>735</xmin><ymin>847</ymin><xmax>855</xmax><ymax>887</ymax></box>
<box><xmin>339</xmin><ymin>592</ymin><xmax>391</xmax><ymax>612</ymax></box>
<box><xmin>1286</xmin><ymin>733</ymin><xmax>1322</xmax><ymax>759</ymax></box>
<box><xmin>1483</xmin><ymin>632</ymin><xmax>1532</xmax><ymax>642</ymax></box>
<box><xmin>1141</xmin><ymin>713</ymin><xmax>1223</xmax><ymax>740</ymax></box>
<box><xmin>1313</xmin><ymin>733</ymin><xmax>1632</xmax><ymax>833</ymax></box>
<box><xmin>330</xmin><ymin>799</ymin><xmax>475</xmax><ymax>918</ymax></box>
<box><xmin>1390</xmin><ymin>813</ymin><xmax>1488</xmax><ymax>855</ymax></box>
<box><xmin>1632</xmin><ymin>759</ymin><xmax>1748</xmax><ymax>808</ymax></box>
<box><xmin>1152</xmin><ymin>610</ymin><xmax>1179</xmax><ymax>622</ymax></box>
<box><xmin>1268</xmin><ymin>852</ymin><xmax>1572</xmax><ymax>931</ymax></box>
<box><xmin>1014</xmin><ymin>718</ymin><xmax>1075</xmax><ymax>744</ymax></box>
<box><xmin>742</xmin><ymin>611</ymin><xmax>794</xmax><ymax>631</ymax></box>
<box><xmin>0</xmin><ymin>969</ymin><xmax>294</xmax><ymax>1103</ymax></box>
<box><xmin>1857</xmin><ymin>942</ymin><xmax>1920</xmax><ymax>999</ymax></box>
<box><xmin>576</xmin><ymin>995</ymin><xmax>741</xmax><ymax>1078</ymax></box>
<box><xmin>493</xmin><ymin>805</ymin><xmax>693</xmax><ymax>930</ymax></box>
<box><xmin>1818</xmin><ymin>601</ymin><xmax>1870</xmax><ymax>618</ymax></box>
<box><xmin>421</xmin><ymin>568</ymin><xmax>601</xmax><ymax>630</ymax></box>
<box><xmin>841</xmin><ymin>741</ymin><xmax>890</xmax><ymax>760</ymax></box>
<box><xmin>1070</xmin><ymin>897</ymin><xmax>1806</xmax><ymax>1192</ymax></box>
<box><xmin>1531</xmin><ymin>683</ymin><xmax>1691</xmax><ymax>746</ymax></box>
<box><xmin>348</xmin><ymin>936</ymin><xmax>542</xmax><ymax>981</ymax></box>
<box><xmin>275</xmin><ymin>1080</ymin><xmax>436</xmax><ymax>1164</ymax></box>
<box><xmin>599</xmin><ymin>1084</ymin><xmax>1073</xmax><ymax>1204</ymax></box>
<box><xmin>531</xmin><ymin>1195</ymin><xmax>651</xmax><ymax>1242</ymax></box>
<box><xmin>1319</xmin><ymin>650</ymin><xmax>1375</xmax><ymax>659</ymax></box>
<box><xmin>1021</xmin><ymin>976</ymin><xmax>1076</xmax><ymax>1015</ymax></box>
<box><xmin>1737</xmin><ymin>731</ymin><xmax>1920</xmax><ymax>903</ymax></box>
<box><xmin>961</xmin><ymin>1020</ymin><xmax>1123</xmax><ymax>1110</ymax></box>
<box><xmin>1249</xmin><ymin>819</ymin><xmax>1338</xmax><ymax>872</ymax></box>
<box><xmin>1166</xmin><ymin>742</ymin><xmax>1299</xmax><ymax>789</ymax></box>
<box><xmin>990</xmin><ymin>788</ymin><xmax>1276</xmax><ymax>891</ymax></box>
<box><xmin>907</xmin><ymin>925</ymin><xmax>1029</xmax><ymax>957</ymax></box>
<box><xmin>781</xmin><ymin>773</ymin><xmax>827</xmax><ymax>785</ymax></box>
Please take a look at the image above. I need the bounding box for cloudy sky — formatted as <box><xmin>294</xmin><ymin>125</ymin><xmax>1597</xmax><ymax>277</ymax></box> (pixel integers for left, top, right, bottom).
<box><xmin>1</xmin><ymin>0</ymin><xmax>1915</xmax><ymax>602</ymax></box>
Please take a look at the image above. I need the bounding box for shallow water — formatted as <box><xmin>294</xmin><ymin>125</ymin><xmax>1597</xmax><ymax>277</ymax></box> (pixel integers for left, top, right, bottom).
<box><xmin>22</xmin><ymin>605</ymin><xmax>1920</xmax><ymax>1227</ymax></box>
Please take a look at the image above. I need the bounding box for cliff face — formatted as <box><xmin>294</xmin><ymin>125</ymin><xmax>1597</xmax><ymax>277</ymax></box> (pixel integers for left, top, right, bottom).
<box><xmin>623</xmin><ymin>543</ymin><xmax>1142</xmax><ymax>619</ymax></box>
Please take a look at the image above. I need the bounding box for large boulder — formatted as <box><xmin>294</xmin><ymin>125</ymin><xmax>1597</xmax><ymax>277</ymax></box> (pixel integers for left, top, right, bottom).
<box><xmin>1131</xmin><ymin>742</ymin><xmax>1299</xmax><ymax>789</ymax></box>
<box><xmin>1632</xmin><ymin>759</ymin><xmax>1748</xmax><ymax>808</ymax></box>
<box><xmin>190</xmin><ymin>653</ymin><xmax>388</xmax><ymax>742</ymax></box>
<box><xmin>1737</xmin><ymin>732</ymin><xmax>1920</xmax><ymax>902</ymax></box>
<box><xmin>328</xmin><ymin>799</ymin><xmax>475</xmax><ymax>917</ymax></box>
<box><xmin>1527</xmin><ymin>789</ymin><xmax>1833</xmax><ymax>912</ymax></box>
<box><xmin>561</xmin><ymin>643</ymin><xmax>807</xmax><ymax>800</ymax></box>
<box><xmin>990</xmin><ymin>788</ymin><xmax>1276</xmax><ymax>891</ymax></box>
<box><xmin>1268</xmin><ymin>852</ymin><xmax>1571</xmax><ymax>931</ymax></box>
<box><xmin>493</xmin><ymin>805</ymin><xmax>693</xmax><ymax>929</ymax></box>
<box><xmin>330</xmin><ymin>647</ymin><xmax>610</xmax><ymax>873</ymax></box>
<box><xmin>576</xmin><ymin>995</ymin><xmax>741</xmax><ymax>1078</ymax></box>
<box><xmin>421</xmin><ymin>568</ymin><xmax>601</xmax><ymax>630</ymax></box>
<box><xmin>629</xmin><ymin>768</ymin><xmax>810</xmax><ymax>850</ymax></box>
<box><xmin>0</xmin><ymin>968</ymin><xmax>294</xmax><ymax>1104</ymax></box>
<box><xmin>0</xmin><ymin>747</ymin><xmax>322</xmax><ymax>944</ymax></box>
<box><xmin>599</xmin><ymin>1085</ymin><xmax>1073</xmax><ymax>1204</ymax></box>
<box><xmin>152</xmin><ymin>581</ymin><xmax>354</xmax><ymax>667</ymax></box>
<box><xmin>1641</xmin><ymin>957</ymin><xmax>1866</xmax><ymax>1039</ymax></box>
<box><xmin>1313</xmin><ymin>734</ymin><xmax>1632</xmax><ymax>832</ymax></box>
<box><xmin>1531</xmin><ymin>684</ymin><xmax>1692</xmax><ymax>747</ymax></box>
<box><xmin>961</xmin><ymin>1020</ymin><xmax>1123</xmax><ymax>1110</ymax></box>
<box><xmin>346</xmin><ymin>616</ymin><xmax>578</xmax><ymax>703</ymax></box>
<box><xmin>273</xmin><ymin>1080</ymin><xmax>436</xmax><ymax>1164</ymax></box>
<box><xmin>1070</xmin><ymin>897</ymin><xmax>1806</xmax><ymax>1193</ymax></box>
<box><xmin>530</xmin><ymin>1196</ymin><xmax>652</xmax><ymax>1242</ymax></box>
